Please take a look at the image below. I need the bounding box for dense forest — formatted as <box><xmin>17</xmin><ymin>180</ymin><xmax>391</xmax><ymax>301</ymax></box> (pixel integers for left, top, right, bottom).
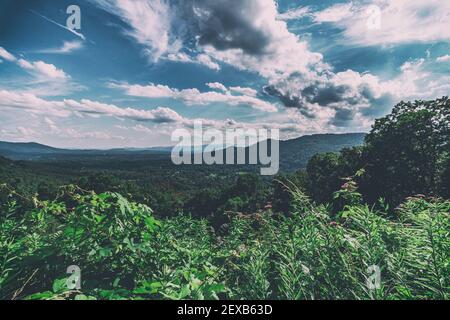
<box><xmin>0</xmin><ymin>97</ymin><xmax>449</xmax><ymax>300</ymax></box>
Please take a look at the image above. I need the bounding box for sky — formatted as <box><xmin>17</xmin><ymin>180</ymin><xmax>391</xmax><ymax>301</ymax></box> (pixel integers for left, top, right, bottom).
<box><xmin>0</xmin><ymin>0</ymin><xmax>449</xmax><ymax>148</ymax></box>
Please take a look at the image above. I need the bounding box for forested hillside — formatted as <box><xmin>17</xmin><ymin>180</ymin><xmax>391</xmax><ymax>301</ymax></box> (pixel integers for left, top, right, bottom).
<box><xmin>0</xmin><ymin>133</ymin><xmax>365</xmax><ymax>169</ymax></box>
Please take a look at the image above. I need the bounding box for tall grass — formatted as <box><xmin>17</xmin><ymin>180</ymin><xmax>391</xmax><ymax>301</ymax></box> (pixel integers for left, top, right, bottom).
<box><xmin>0</xmin><ymin>183</ymin><xmax>448</xmax><ymax>300</ymax></box>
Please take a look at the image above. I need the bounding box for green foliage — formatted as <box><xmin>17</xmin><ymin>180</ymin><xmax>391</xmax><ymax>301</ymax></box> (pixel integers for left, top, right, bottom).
<box><xmin>1</xmin><ymin>182</ymin><xmax>448</xmax><ymax>300</ymax></box>
<box><xmin>306</xmin><ymin>97</ymin><xmax>450</xmax><ymax>208</ymax></box>
<box><xmin>363</xmin><ymin>97</ymin><xmax>450</xmax><ymax>206</ymax></box>
<box><xmin>307</xmin><ymin>147</ymin><xmax>363</xmax><ymax>206</ymax></box>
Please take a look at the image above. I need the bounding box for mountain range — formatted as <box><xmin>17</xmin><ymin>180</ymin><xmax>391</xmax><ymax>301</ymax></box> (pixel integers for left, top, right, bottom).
<box><xmin>0</xmin><ymin>133</ymin><xmax>366</xmax><ymax>171</ymax></box>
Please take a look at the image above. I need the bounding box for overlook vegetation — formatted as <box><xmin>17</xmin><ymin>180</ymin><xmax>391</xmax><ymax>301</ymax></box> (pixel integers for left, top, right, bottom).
<box><xmin>0</xmin><ymin>97</ymin><xmax>449</xmax><ymax>300</ymax></box>
<box><xmin>0</xmin><ymin>183</ymin><xmax>448</xmax><ymax>300</ymax></box>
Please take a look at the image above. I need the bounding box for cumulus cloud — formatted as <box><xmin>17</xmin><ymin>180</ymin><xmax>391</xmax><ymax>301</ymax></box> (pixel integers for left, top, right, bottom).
<box><xmin>265</xmin><ymin>55</ymin><xmax>450</xmax><ymax>127</ymax></box>
<box><xmin>17</xmin><ymin>59</ymin><xmax>69</xmax><ymax>80</ymax></box>
<box><xmin>0</xmin><ymin>89</ymin><xmax>315</xmax><ymax>146</ymax></box>
<box><xmin>229</xmin><ymin>87</ymin><xmax>258</xmax><ymax>97</ymax></box>
<box><xmin>182</xmin><ymin>0</ymin><xmax>326</xmax><ymax>80</ymax></box>
<box><xmin>184</xmin><ymin>1</ymin><xmax>449</xmax><ymax>127</ymax></box>
<box><xmin>93</xmin><ymin>0</ymin><xmax>325</xmax><ymax>75</ymax></box>
<box><xmin>0</xmin><ymin>47</ymin><xmax>69</xmax><ymax>80</ymax></box>
<box><xmin>206</xmin><ymin>83</ymin><xmax>258</xmax><ymax>97</ymax></box>
<box><xmin>0</xmin><ymin>90</ymin><xmax>70</xmax><ymax>117</ymax></box>
<box><xmin>0</xmin><ymin>47</ymin><xmax>83</xmax><ymax>97</ymax></box>
<box><xmin>155</xmin><ymin>1</ymin><xmax>368</xmax><ymax>125</ymax></box>
<box><xmin>0</xmin><ymin>90</ymin><xmax>184</xmax><ymax>124</ymax></box>
<box><xmin>91</xmin><ymin>0</ymin><xmax>449</xmax><ymax>131</ymax></box>
<box><xmin>110</xmin><ymin>82</ymin><xmax>277</xmax><ymax>112</ymax></box>
<box><xmin>206</xmin><ymin>82</ymin><xmax>227</xmax><ymax>92</ymax></box>
<box><xmin>179</xmin><ymin>0</ymin><xmax>275</xmax><ymax>55</ymax></box>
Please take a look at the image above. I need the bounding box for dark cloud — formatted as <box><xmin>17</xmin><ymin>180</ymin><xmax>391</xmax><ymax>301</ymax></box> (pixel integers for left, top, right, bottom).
<box><xmin>302</xmin><ymin>83</ymin><xmax>358</xmax><ymax>106</ymax></box>
<box><xmin>329</xmin><ymin>108</ymin><xmax>355</xmax><ymax>127</ymax></box>
<box><xmin>263</xmin><ymin>85</ymin><xmax>317</xmax><ymax>119</ymax></box>
<box><xmin>359</xmin><ymin>94</ymin><xmax>394</xmax><ymax>118</ymax></box>
<box><xmin>174</xmin><ymin>0</ymin><xmax>272</xmax><ymax>55</ymax></box>
<box><xmin>265</xmin><ymin>76</ymin><xmax>396</xmax><ymax>127</ymax></box>
<box><xmin>264</xmin><ymin>81</ymin><xmax>361</xmax><ymax>118</ymax></box>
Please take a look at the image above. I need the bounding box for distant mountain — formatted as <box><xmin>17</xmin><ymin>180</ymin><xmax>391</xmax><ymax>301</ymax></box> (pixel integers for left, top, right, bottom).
<box><xmin>216</xmin><ymin>133</ymin><xmax>366</xmax><ymax>171</ymax></box>
<box><xmin>0</xmin><ymin>133</ymin><xmax>366</xmax><ymax>171</ymax></box>
<box><xmin>191</xmin><ymin>133</ymin><xmax>366</xmax><ymax>172</ymax></box>
<box><xmin>278</xmin><ymin>133</ymin><xmax>366</xmax><ymax>171</ymax></box>
<box><xmin>0</xmin><ymin>155</ymin><xmax>12</xmax><ymax>166</ymax></box>
<box><xmin>0</xmin><ymin>141</ymin><xmax>61</xmax><ymax>155</ymax></box>
<box><xmin>0</xmin><ymin>141</ymin><xmax>173</xmax><ymax>160</ymax></box>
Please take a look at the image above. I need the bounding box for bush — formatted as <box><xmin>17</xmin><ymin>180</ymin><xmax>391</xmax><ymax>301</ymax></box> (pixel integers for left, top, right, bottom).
<box><xmin>0</xmin><ymin>183</ymin><xmax>448</xmax><ymax>300</ymax></box>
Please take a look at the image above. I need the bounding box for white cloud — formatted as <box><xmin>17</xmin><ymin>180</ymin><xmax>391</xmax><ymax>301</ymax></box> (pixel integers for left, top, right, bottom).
<box><xmin>206</xmin><ymin>82</ymin><xmax>228</xmax><ymax>92</ymax></box>
<box><xmin>0</xmin><ymin>47</ymin><xmax>16</xmax><ymax>62</ymax></box>
<box><xmin>313</xmin><ymin>2</ymin><xmax>354</xmax><ymax>23</ymax></box>
<box><xmin>1</xmin><ymin>119</ymin><xmax>124</xmax><ymax>143</ymax></box>
<box><xmin>93</xmin><ymin>0</ymin><xmax>224</xmax><ymax>69</ymax></box>
<box><xmin>197</xmin><ymin>1</ymin><xmax>327</xmax><ymax>83</ymax></box>
<box><xmin>206</xmin><ymin>83</ymin><xmax>258</xmax><ymax>97</ymax></box>
<box><xmin>436</xmin><ymin>55</ymin><xmax>450</xmax><ymax>63</ymax></box>
<box><xmin>195</xmin><ymin>54</ymin><xmax>220</xmax><ymax>71</ymax></box>
<box><xmin>0</xmin><ymin>87</ymin><xmax>318</xmax><ymax>142</ymax></box>
<box><xmin>0</xmin><ymin>47</ymin><xmax>81</xmax><ymax>97</ymax></box>
<box><xmin>278</xmin><ymin>6</ymin><xmax>310</xmax><ymax>21</ymax></box>
<box><xmin>0</xmin><ymin>90</ymin><xmax>70</xmax><ymax>117</ymax></box>
<box><xmin>110</xmin><ymin>82</ymin><xmax>277</xmax><ymax>112</ymax></box>
<box><xmin>65</xmin><ymin>99</ymin><xmax>184</xmax><ymax>123</ymax></box>
<box><xmin>166</xmin><ymin>52</ymin><xmax>221</xmax><ymax>70</ymax></box>
<box><xmin>37</xmin><ymin>40</ymin><xmax>84</xmax><ymax>54</ymax></box>
<box><xmin>1</xmin><ymin>46</ymin><xmax>69</xmax><ymax>80</ymax></box>
<box><xmin>0</xmin><ymin>88</ymin><xmax>371</xmax><ymax>147</ymax></box>
<box><xmin>17</xmin><ymin>59</ymin><xmax>69</xmax><ymax>80</ymax></box>
<box><xmin>0</xmin><ymin>90</ymin><xmax>184</xmax><ymax>123</ymax></box>
<box><xmin>313</xmin><ymin>0</ymin><xmax>450</xmax><ymax>46</ymax></box>
<box><xmin>229</xmin><ymin>86</ymin><xmax>258</xmax><ymax>97</ymax></box>
<box><xmin>93</xmin><ymin>0</ymin><xmax>178</xmax><ymax>62</ymax></box>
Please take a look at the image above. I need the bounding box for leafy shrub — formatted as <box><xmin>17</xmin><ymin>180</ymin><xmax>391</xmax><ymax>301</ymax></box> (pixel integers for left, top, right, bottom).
<box><xmin>0</xmin><ymin>183</ymin><xmax>448</xmax><ymax>300</ymax></box>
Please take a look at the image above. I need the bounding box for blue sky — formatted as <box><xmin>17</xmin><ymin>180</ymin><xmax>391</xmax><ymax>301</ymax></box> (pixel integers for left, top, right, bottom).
<box><xmin>0</xmin><ymin>0</ymin><xmax>449</xmax><ymax>148</ymax></box>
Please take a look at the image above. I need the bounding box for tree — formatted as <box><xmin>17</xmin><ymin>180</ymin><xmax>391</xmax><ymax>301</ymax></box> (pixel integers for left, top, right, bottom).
<box><xmin>306</xmin><ymin>147</ymin><xmax>364</xmax><ymax>205</ymax></box>
<box><xmin>362</xmin><ymin>97</ymin><xmax>450</xmax><ymax>205</ymax></box>
<box><xmin>307</xmin><ymin>152</ymin><xmax>342</xmax><ymax>204</ymax></box>
<box><xmin>184</xmin><ymin>188</ymin><xmax>223</xmax><ymax>217</ymax></box>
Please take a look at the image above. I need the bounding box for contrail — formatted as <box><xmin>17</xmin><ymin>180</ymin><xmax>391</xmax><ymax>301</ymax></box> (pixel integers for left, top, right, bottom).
<box><xmin>29</xmin><ymin>9</ymin><xmax>86</xmax><ymax>41</ymax></box>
